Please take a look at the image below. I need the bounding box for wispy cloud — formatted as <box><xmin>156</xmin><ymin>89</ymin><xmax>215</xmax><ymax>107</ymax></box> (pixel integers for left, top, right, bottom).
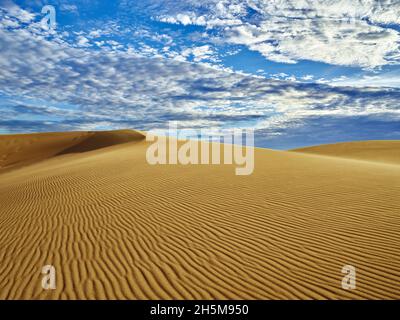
<box><xmin>151</xmin><ymin>0</ymin><xmax>400</xmax><ymax>69</ymax></box>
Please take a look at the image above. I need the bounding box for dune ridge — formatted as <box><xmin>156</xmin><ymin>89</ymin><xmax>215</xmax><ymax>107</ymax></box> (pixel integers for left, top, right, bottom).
<box><xmin>291</xmin><ymin>140</ymin><xmax>400</xmax><ymax>165</ymax></box>
<box><xmin>0</xmin><ymin>132</ymin><xmax>399</xmax><ymax>299</ymax></box>
<box><xmin>0</xmin><ymin>130</ymin><xmax>145</xmax><ymax>172</ymax></box>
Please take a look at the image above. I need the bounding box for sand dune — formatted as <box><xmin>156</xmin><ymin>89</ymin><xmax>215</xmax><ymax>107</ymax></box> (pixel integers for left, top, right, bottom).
<box><xmin>0</xmin><ymin>130</ymin><xmax>145</xmax><ymax>172</ymax></box>
<box><xmin>292</xmin><ymin>140</ymin><xmax>400</xmax><ymax>165</ymax></box>
<box><xmin>0</xmin><ymin>131</ymin><xmax>399</xmax><ymax>299</ymax></box>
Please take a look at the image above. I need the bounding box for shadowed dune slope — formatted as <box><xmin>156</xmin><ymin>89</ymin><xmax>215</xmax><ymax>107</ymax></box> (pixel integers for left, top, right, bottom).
<box><xmin>0</xmin><ymin>132</ymin><xmax>399</xmax><ymax>299</ymax></box>
<box><xmin>0</xmin><ymin>130</ymin><xmax>145</xmax><ymax>172</ymax></box>
<box><xmin>57</xmin><ymin>130</ymin><xmax>145</xmax><ymax>154</ymax></box>
<box><xmin>291</xmin><ymin>140</ymin><xmax>400</xmax><ymax>165</ymax></box>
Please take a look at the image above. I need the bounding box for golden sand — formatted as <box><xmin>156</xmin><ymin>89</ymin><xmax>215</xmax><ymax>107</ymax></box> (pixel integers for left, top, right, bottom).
<box><xmin>0</xmin><ymin>131</ymin><xmax>399</xmax><ymax>299</ymax></box>
<box><xmin>292</xmin><ymin>140</ymin><xmax>400</xmax><ymax>165</ymax></box>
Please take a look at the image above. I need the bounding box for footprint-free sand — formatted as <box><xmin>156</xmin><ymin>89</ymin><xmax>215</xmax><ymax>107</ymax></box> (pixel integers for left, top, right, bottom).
<box><xmin>0</xmin><ymin>131</ymin><xmax>399</xmax><ymax>299</ymax></box>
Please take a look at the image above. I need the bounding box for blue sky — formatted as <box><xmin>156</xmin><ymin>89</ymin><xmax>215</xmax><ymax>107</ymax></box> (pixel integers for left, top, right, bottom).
<box><xmin>0</xmin><ymin>0</ymin><xmax>400</xmax><ymax>149</ymax></box>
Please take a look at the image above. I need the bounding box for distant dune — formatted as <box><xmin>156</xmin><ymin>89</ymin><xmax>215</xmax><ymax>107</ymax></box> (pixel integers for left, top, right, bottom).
<box><xmin>0</xmin><ymin>131</ymin><xmax>399</xmax><ymax>299</ymax></box>
<box><xmin>291</xmin><ymin>140</ymin><xmax>400</xmax><ymax>165</ymax></box>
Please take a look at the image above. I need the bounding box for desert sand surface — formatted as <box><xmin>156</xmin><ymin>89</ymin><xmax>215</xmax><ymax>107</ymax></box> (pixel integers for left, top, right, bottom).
<box><xmin>0</xmin><ymin>131</ymin><xmax>399</xmax><ymax>299</ymax></box>
<box><xmin>292</xmin><ymin>140</ymin><xmax>400</xmax><ymax>165</ymax></box>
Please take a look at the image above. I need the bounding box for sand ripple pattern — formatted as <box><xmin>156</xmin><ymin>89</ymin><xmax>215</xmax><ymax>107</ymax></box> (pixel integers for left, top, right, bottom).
<box><xmin>0</xmin><ymin>135</ymin><xmax>400</xmax><ymax>299</ymax></box>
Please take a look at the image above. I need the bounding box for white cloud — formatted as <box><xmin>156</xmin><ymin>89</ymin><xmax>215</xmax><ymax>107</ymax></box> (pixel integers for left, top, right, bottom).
<box><xmin>60</xmin><ymin>4</ymin><xmax>78</xmax><ymax>14</ymax></box>
<box><xmin>180</xmin><ymin>45</ymin><xmax>217</xmax><ymax>62</ymax></box>
<box><xmin>153</xmin><ymin>0</ymin><xmax>400</xmax><ymax>69</ymax></box>
<box><xmin>330</xmin><ymin>73</ymin><xmax>400</xmax><ymax>88</ymax></box>
<box><xmin>0</xmin><ymin>1</ymin><xmax>35</xmax><ymax>22</ymax></box>
<box><xmin>76</xmin><ymin>35</ymin><xmax>90</xmax><ymax>47</ymax></box>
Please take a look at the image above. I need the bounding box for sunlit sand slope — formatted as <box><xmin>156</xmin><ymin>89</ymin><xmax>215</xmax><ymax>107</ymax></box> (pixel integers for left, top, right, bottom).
<box><xmin>292</xmin><ymin>140</ymin><xmax>400</xmax><ymax>165</ymax></box>
<box><xmin>0</xmin><ymin>132</ymin><xmax>399</xmax><ymax>299</ymax></box>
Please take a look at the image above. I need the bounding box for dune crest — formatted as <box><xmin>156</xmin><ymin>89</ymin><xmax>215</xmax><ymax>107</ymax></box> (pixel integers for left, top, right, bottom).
<box><xmin>0</xmin><ymin>130</ymin><xmax>145</xmax><ymax>172</ymax></box>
